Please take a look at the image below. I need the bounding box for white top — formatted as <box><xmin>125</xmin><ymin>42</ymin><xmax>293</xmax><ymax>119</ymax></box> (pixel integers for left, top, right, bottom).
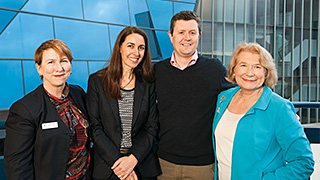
<box><xmin>215</xmin><ymin>109</ymin><xmax>244</xmax><ymax>180</ymax></box>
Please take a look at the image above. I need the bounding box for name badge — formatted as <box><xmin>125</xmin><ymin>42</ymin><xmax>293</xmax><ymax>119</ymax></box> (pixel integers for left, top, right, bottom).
<box><xmin>42</xmin><ymin>122</ymin><xmax>58</xmax><ymax>130</ymax></box>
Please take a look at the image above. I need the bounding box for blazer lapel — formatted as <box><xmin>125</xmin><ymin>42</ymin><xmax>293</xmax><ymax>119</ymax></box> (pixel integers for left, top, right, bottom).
<box><xmin>109</xmin><ymin>97</ymin><xmax>121</xmax><ymax>126</ymax></box>
<box><xmin>132</xmin><ymin>77</ymin><xmax>145</xmax><ymax>127</ymax></box>
<box><xmin>69</xmin><ymin>86</ymin><xmax>87</xmax><ymax>118</ymax></box>
<box><xmin>41</xmin><ymin>86</ymin><xmax>69</xmax><ymax>132</ymax></box>
<box><xmin>243</xmin><ymin>86</ymin><xmax>270</xmax><ymax>116</ymax></box>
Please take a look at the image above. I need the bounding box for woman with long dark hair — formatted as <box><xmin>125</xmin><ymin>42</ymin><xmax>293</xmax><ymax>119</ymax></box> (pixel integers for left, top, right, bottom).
<box><xmin>86</xmin><ymin>26</ymin><xmax>160</xmax><ymax>180</ymax></box>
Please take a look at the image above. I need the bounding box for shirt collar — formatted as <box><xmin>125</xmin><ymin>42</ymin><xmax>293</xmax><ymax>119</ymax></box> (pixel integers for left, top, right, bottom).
<box><xmin>44</xmin><ymin>83</ymin><xmax>69</xmax><ymax>101</ymax></box>
<box><xmin>170</xmin><ymin>50</ymin><xmax>198</xmax><ymax>70</ymax></box>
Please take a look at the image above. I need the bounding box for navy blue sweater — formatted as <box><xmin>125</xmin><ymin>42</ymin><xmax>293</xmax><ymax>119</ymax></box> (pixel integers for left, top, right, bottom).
<box><xmin>154</xmin><ymin>55</ymin><xmax>234</xmax><ymax>165</ymax></box>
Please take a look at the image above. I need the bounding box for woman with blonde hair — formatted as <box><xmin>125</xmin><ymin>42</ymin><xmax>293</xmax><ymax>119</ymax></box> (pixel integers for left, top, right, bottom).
<box><xmin>212</xmin><ymin>42</ymin><xmax>314</xmax><ymax>179</ymax></box>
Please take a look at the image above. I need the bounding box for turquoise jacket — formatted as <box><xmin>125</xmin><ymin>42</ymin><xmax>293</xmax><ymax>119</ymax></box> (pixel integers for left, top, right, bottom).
<box><xmin>212</xmin><ymin>86</ymin><xmax>314</xmax><ymax>180</ymax></box>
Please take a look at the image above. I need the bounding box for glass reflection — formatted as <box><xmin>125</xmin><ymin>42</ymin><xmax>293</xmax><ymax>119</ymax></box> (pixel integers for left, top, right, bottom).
<box><xmin>236</xmin><ymin>24</ymin><xmax>244</xmax><ymax>46</ymax></box>
<box><xmin>295</xmin><ymin>0</ymin><xmax>303</xmax><ymax>27</ymax></box>
<box><xmin>256</xmin><ymin>25</ymin><xmax>264</xmax><ymax>46</ymax></box>
<box><xmin>266</xmin><ymin>0</ymin><xmax>274</xmax><ymax>25</ymax></box>
<box><xmin>0</xmin><ymin>9</ymin><xmax>17</xmax><ymax>34</ymax></box>
<box><xmin>265</xmin><ymin>26</ymin><xmax>274</xmax><ymax>52</ymax></box>
<box><xmin>246</xmin><ymin>24</ymin><xmax>254</xmax><ymax>42</ymax></box>
<box><xmin>0</xmin><ymin>60</ymin><xmax>24</xmax><ymax>109</ymax></box>
<box><xmin>23</xmin><ymin>0</ymin><xmax>82</xmax><ymax>19</ymax></box>
<box><xmin>286</xmin><ymin>0</ymin><xmax>293</xmax><ymax>27</ymax></box>
<box><xmin>88</xmin><ymin>61</ymin><xmax>108</xmax><ymax>74</ymax></box>
<box><xmin>67</xmin><ymin>61</ymin><xmax>89</xmax><ymax>91</ymax></box>
<box><xmin>134</xmin><ymin>11</ymin><xmax>154</xmax><ymax>29</ymax></box>
<box><xmin>202</xmin><ymin>0</ymin><xmax>212</xmax><ymax>21</ymax></box>
<box><xmin>293</xmin><ymin>27</ymin><xmax>301</xmax><ymax>101</ymax></box>
<box><xmin>225</xmin><ymin>55</ymin><xmax>231</xmax><ymax>68</ymax></box>
<box><xmin>178</xmin><ymin>0</ymin><xmax>196</xmax><ymax>2</ymax></box>
<box><xmin>143</xmin><ymin>29</ymin><xmax>162</xmax><ymax>60</ymax></box>
<box><xmin>23</xmin><ymin>60</ymin><xmax>42</xmax><ymax>94</ymax></box>
<box><xmin>83</xmin><ymin>0</ymin><xmax>130</xmax><ymax>25</ymax></box>
<box><xmin>213</xmin><ymin>22</ymin><xmax>223</xmax><ymax>53</ymax></box>
<box><xmin>246</xmin><ymin>0</ymin><xmax>255</xmax><ymax>24</ymax></box>
<box><xmin>225</xmin><ymin>0</ymin><xmax>234</xmax><ymax>22</ymax></box>
<box><xmin>302</xmin><ymin>28</ymin><xmax>310</xmax><ymax>101</ymax></box>
<box><xmin>276</xmin><ymin>0</ymin><xmax>284</xmax><ymax>26</ymax></box>
<box><xmin>147</xmin><ymin>0</ymin><xmax>172</xmax><ymax>29</ymax></box>
<box><xmin>109</xmin><ymin>25</ymin><xmax>125</xmax><ymax>50</ymax></box>
<box><xmin>303</xmin><ymin>0</ymin><xmax>311</xmax><ymax>28</ymax></box>
<box><xmin>256</xmin><ymin>0</ymin><xmax>265</xmax><ymax>25</ymax></box>
<box><xmin>129</xmin><ymin>0</ymin><xmax>149</xmax><ymax>27</ymax></box>
<box><xmin>201</xmin><ymin>21</ymin><xmax>212</xmax><ymax>53</ymax></box>
<box><xmin>155</xmin><ymin>31</ymin><xmax>173</xmax><ymax>60</ymax></box>
<box><xmin>0</xmin><ymin>13</ymin><xmax>54</xmax><ymax>58</ymax></box>
<box><xmin>236</xmin><ymin>0</ymin><xmax>245</xmax><ymax>23</ymax></box>
<box><xmin>225</xmin><ymin>23</ymin><xmax>234</xmax><ymax>54</ymax></box>
<box><xmin>54</xmin><ymin>18</ymin><xmax>111</xmax><ymax>60</ymax></box>
<box><xmin>174</xmin><ymin>2</ymin><xmax>195</xmax><ymax>14</ymax></box>
<box><xmin>283</xmin><ymin>28</ymin><xmax>293</xmax><ymax>99</ymax></box>
<box><xmin>214</xmin><ymin>0</ymin><xmax>223</xmax><ymax>21</ymax></box>
<box><xmin>0</xmin><ymin>0</ymin><xmax>27</xmax><ymax>10</ymax></box>
<box><xmin>312</xmin><ymin>0</ymin><xmax>319</xmax><ymax>29</ymax></box>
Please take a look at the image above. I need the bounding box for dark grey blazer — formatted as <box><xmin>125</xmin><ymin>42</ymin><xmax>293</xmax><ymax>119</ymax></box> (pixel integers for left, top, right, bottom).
<box><xmin>4</xmin><ymin>84</ymin><xmax>88</xmax><ymax>180</ymax></box>
<box><xmin>86</xmin><ymin>73</ymin><xmax>161</xmax><ymax>179</ymax></box>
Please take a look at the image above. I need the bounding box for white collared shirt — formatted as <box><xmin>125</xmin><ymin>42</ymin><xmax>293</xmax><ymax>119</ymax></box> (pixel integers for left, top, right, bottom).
<box><xmin>170</xmin><ymin>50</ymin><xmax>198</xmax><ymax>70</ymax></box>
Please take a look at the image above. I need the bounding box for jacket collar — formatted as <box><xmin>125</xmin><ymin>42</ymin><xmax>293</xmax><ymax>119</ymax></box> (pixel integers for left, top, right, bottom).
<box><xmin>217</xmin><ymin>86</ymin><xmax>272</xmax><ymax>116</ymax></box>
<box><xmin>109</xmin><ymin>75</ymin><xmax>145</xmax><ymax>128</ymax></box>
<box><xmin>40</xmin><ymin>83</ymin><xmax>87</xmax><ymax>117</ymax></box>
<box><xmin>246</xmin><ymin>86</ymin><xmax>272</xmax><ymax>115</ymax></box>
<box><xmin>132</xmin><ymin>76</ymin><xmax>145</xmax><ymax>127</ymax></box>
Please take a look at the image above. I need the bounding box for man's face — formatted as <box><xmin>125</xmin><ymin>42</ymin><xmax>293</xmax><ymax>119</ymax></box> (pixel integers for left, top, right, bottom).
<box><xmin>169</xmin><ymin>20</ymin><xmax>201</xmax><ymax>60</ymax></box>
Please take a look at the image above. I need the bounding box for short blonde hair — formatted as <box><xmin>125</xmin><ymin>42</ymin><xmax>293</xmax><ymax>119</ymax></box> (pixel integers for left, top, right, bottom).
<box><xmin>227</xmin><ymin>42</ymin><xmax>278</xmax><ymax>88</ymax></box>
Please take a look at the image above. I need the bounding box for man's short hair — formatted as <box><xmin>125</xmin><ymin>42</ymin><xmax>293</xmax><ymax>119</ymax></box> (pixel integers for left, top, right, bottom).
<box><xmin>170</xmin><ymin>10</ymin><xmax>201</xmax><ymax>35</ymax></box>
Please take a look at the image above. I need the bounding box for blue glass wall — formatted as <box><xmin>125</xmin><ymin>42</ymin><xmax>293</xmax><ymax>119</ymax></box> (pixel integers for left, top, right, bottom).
<box><xmin>0</xmin><ymin>0</ymin><xmax>197</xmax><ymax>109</ymax></box>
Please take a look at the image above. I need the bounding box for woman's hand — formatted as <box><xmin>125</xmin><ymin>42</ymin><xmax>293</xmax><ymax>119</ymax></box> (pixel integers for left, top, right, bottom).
<box><xmin>111</xmin><ymin>154</ymin><xmax>138</xmax><ymax>179</ymax></box>
<box><xmin>125</xmin><ymin>170</ymin><xmax>138</xmax><ymax>180</ymax></box>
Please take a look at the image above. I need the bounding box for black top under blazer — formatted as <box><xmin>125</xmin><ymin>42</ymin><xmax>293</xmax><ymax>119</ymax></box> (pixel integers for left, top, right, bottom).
<box><xmin>86</xmin><ymin>73</ymin><xmax>161</xmax><ymax>179</ymax></box>
<box><xmin>4</xmin><ymin>84</ymin><xmax>88</xmax><ymax>180</ymax></box>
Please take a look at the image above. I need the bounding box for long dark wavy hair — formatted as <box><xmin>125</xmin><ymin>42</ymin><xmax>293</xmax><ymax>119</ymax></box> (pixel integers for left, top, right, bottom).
<box><xmin>97</xmin><ymin>26</ymin><xmax>154</xmax><ymax>100</ymax></box>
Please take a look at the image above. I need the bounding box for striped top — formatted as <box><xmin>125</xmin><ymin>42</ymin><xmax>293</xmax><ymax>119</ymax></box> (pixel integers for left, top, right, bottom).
<box><xmin>118</xmin><ymin>88</ymin><xmax>135</xmax><ymax>149</ymax></box>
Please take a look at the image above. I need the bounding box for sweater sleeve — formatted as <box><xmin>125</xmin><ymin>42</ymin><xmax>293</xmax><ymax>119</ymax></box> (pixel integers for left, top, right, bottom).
<box><xmin>263</xmin><ymin>101</ymin><xmax>314</xmax><ymax>180</ymax></box>
<box><xmin>218</xmin><ymin>60</ymin><xmax>236</xmax><ymax>91</ymax></box>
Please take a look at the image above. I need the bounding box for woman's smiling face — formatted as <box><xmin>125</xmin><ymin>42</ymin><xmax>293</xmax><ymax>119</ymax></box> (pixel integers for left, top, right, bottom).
<box><xmin>234</xmin><ymin>51</ymin><xmax>266</xmax><ymax>92</ymax></box>
<box><xmin>36</xmin><ymin>48</ymin><xmax>71</xmax><ymax>91</ymax></box>
<box><xmin>120</xmin><ymin>33</ymin><xmax>145</xmax><ymax>71</ymax></box>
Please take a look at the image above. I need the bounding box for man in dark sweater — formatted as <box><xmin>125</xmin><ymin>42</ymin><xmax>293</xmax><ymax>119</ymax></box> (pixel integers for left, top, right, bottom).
<box><xmin>154</xmin><ymin>10</ymin><xmax>234</xmax><ymax>179</ymax></box>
